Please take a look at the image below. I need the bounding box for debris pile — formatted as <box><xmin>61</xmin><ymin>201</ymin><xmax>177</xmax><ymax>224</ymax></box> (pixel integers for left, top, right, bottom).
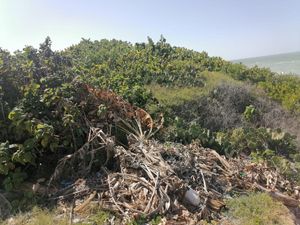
<box><xmin>230</xmin><ymin>158</ymin><xmax>300</xmax><ymax>207</ymax></box>
<box><xmin>41</xmin><ymin>86</ymin><xmax>300</xmax><ymax>224</ymax></box>
<box><xmin>48</xmin><ymin>133</ymin><xmax>300</xmax><ymax>224</ymax></box>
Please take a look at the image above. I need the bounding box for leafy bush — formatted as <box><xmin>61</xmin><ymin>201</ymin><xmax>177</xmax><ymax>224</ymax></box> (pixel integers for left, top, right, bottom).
<box><xmin>63</xmin><ymin>36</ymin><xmax>300</xmax><ymax>115</ymax></box>
<box><xmin>243</xmin><ymin>104</ymin><xmax>256</xmax><ymax>122</ymax></box>
<box><xmin>259</xmin><ymin>74</ymin><xmax>300</xmax><ymax>113</ymax></box>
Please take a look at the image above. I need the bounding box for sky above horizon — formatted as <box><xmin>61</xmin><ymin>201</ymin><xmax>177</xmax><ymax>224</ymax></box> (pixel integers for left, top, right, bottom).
<box><xmin>1</xmin><ymin>0</ymin><xmax>300</xmax><ymax>60</ymax></box>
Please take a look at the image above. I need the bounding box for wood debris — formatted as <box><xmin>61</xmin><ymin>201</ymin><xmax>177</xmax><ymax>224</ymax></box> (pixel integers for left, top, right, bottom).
<box><xmin>48</xmin><ymin>133</ymin><xmax>300</xmax><ymax>223</ymax></box>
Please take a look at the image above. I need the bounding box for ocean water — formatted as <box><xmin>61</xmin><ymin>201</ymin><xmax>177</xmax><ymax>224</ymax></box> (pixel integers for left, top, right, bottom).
<box><xmin>233</xmin><ymin>51</ymin><xmax>300</xmax><ymax>76</ymax></box>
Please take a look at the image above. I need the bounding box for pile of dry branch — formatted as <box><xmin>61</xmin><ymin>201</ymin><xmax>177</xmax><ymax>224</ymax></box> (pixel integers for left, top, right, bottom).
<box><xmin>46</xmin><ymin>125</ymin><xmax>300</xmax><ymax>224</ymax></box>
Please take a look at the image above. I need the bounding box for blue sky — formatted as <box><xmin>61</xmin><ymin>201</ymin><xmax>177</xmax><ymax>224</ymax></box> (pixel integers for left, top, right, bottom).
<box><xmin>1</xmin><ymin>0</ymin><xmax>299</xmax><ymax>59</ymax></box>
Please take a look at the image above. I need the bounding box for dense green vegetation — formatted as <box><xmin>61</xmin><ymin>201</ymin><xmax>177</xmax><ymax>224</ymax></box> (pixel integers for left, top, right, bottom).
<box><xmin>1</xmin><ymin>36</ymin><xmax>300</xmax><ymax>213</ymax></box>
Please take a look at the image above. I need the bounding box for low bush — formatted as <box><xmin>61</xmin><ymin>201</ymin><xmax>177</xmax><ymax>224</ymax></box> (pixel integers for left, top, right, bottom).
<box><xmin>170</xmin><ymin>83</ymin><xmax>300</xmax><ymax>145</ymax></box>
<box><xmin>171</xmin><ymin>84</ymin><xmax>255</xmax><ymax>132</ymax></box>
<box><xmin>218</xmin><ymin>127</ymin><xmax>297</xmax><ymax>157</ymax></box>
<box><xmin>260</xmin><ymin>74</ymin><xmax>300</xmax><ymax>113</ymax></box>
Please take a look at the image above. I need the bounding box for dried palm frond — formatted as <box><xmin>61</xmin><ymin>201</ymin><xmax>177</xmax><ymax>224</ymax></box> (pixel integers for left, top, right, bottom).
<box><xmin>117</xmin><ymin>114</ymin><xmax>164</xmax><ymax>146</ymax></box>
<box><xmin>49</xmin><ymin>128</ymin><xmax>114</xmax><ymax>186</ymax></box>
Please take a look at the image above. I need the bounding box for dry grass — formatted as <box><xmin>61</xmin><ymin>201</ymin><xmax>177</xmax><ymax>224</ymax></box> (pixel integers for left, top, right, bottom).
<box><xmin>1</xmin><ymin>207</ymin><xmax>68</xmax><ymax>225</ymax></box>
<box><xmin>226</xmin><ymin>192</ymin><xmax>295</xmax><ymax>225</ymax></box>
<box><xmin>1</xmin><ymin>205</ymin><xmax>113</xmax><ymax>225</ymax></box>
<box><xmin>0</xmin><ymin>205</ymin><xmax>162</xmax><ymax>225</ymax></box>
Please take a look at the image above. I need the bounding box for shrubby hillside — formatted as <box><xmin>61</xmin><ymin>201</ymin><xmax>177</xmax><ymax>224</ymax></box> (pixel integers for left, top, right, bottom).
<box><xmin>1</xmin><ymin>37</ymin><xmax>300</xmax><ymax>224</ymax></box>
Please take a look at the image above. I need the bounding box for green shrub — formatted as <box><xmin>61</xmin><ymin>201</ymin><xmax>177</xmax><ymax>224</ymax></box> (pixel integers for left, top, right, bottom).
<box><xmin>220</xmin><ymin>127</ymin><xmax>297</xmax><ymax>157</ymax></box>
<box><xmin>243</xmin><ymin>105</ymin><xmax>256</xmax><ymax>122</ymax></box>
<box><xmin>259</xmin><ymin>74</ymin><xmax>300</xmax><ymax>113</ymax></box>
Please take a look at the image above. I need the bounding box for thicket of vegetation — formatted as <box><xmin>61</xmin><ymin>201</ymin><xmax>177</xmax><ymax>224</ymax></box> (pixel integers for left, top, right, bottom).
<box><xmin>1</xmin><ymin>36</ymin><xmax>300</xmax><ymax>216</ymax></box>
